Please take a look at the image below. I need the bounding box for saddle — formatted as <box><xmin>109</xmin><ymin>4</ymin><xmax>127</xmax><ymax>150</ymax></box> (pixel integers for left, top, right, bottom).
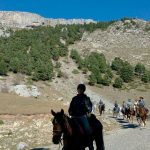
<box><xmin>71</xmin><ymin>118</ymin><xmax>84</xmax><ymax>136</ymax></box>
<box><xmin>71</xmin><ymin>114</ymin><xmax>100</xmax><ymax>136</ymax></box>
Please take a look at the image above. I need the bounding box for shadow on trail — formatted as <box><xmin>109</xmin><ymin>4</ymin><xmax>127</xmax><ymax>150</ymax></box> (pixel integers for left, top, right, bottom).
<box><xmin>108</xmin><ymin>115</ymin><xmax>139</xmax><ymax>129</ymax></box>
<box><xmin>116</xmin><ymin>118</ymin><xmax>128</xmax><ymax>124</ymax></box>
<box><xmin>116</xmin><ymin>118</ymin><xmax>139</xmax><ymax>129</ymax></box>
<box><xmin>121</xmin><ymin>123</ymin><xmax>139</xmax><ymax>129</ymax></box>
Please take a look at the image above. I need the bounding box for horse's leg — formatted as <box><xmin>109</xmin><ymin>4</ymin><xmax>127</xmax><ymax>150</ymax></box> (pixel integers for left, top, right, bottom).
<box><xmin>131</xmin><ymin>115</ymin><xmax>133</xmax><ymax>124</ymax></box>
<box><xmin>143</xmin><ymin>116</ymin><xmax>146</xmax><ymax>127</ymax></box>
<box><xmin>127</xmin><ymin>114</ymin><xmax>131</xmax><ymax>122</ymax></box>
<box><xmin>99</xmin><ymin>107</ymin><xmax>101</xmax><ymax>116</ymax></box>
<box><xmin>94</xmin><ymin>125</ymin><xmax>105</xmax><ymax>150</ymax></box>
<box><xmin>100</xmin><ymin>109</ymin><xmax>102</xmax><ymax>116</ymax></box>
<box><xmin>95</xmin><ymin>132</ymin><xmax>105</xmax><ymax>150</ymax></box>
<box><xmin>88</xmin><ymin>144</ymin><xmax>94</xmax><ymax>150</ymax></box>
<box><xmin>136</xmin><ymin>116</ymin><xmax>140</xmax><ymax>126</ymax></box>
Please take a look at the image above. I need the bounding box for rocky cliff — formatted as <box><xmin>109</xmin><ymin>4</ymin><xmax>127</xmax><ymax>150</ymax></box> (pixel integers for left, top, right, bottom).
<box><xmin>0</xmin><ymin>11</ymin><xmax>96</xmax><ymax>28</ymax></box>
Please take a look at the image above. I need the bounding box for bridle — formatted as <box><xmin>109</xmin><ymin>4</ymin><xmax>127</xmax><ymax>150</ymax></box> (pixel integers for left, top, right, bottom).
<box><xmin>52</xmin><ymin>114</ymin><xmax>72</xmax><ymax>145</ymax></box>
<box><xmin>52</xmin><ymin>117</ymin><xmax>63</xmax><ymax>144</ymax></box>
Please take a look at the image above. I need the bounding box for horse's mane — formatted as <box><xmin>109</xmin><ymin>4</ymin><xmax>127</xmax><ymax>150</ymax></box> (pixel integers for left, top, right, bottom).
<box><xmin>62</xmin><ymin>114</ymin><xmax>73</xmax><ymax>136</ymax></box>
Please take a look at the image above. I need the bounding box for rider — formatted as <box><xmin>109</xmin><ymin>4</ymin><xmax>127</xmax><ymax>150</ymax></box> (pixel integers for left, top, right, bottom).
<box><xmin>138</xmin><ymin>97</ymin><xmax>149</xmax><ymax>113</ymax></box>
<box><xmin>126</xmin><ymin>99</ymin><xmax>133</xmax><ymax>109</ymax></box>
<box><xmin>138</xmin><ymin>97</ymin><xmax>145</xmax><ymax>108</ymax></box>
<box><xmin>122</xmin><ymin>101</ymin><xmax>126</xmax><ymax>112</ymax></box>
<box><xmin>114</xmin><ymin>101</ymin><xmax>118</xmax><ymax>108</ymax></box>
<box><xmin>134</xmin><ymin>99</ymin><xmax>138</xmax><ymax>106</ymax></box>
<box><xmin>122</xmin><ymin>101</ymin><xmax>126</xmax><ymax>108</ymax></box>
<box><xmin>113</xmin><ymin>100</ymin><xmax>119</xmax><ymax>113</ymax></box>
<box><xmin>68</xmin><ymin>84</ymin><xmax>92</xmax><ymax>135</ymax></box>
<box><xmin>99</xmin><ymin>99</ymin><xmax>104</xmax><ymax>105</ymax></box>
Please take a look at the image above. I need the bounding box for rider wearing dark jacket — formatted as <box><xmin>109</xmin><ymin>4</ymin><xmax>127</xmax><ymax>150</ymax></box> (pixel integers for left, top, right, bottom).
<box><xmin>69</xmin><ymin>93</ymin><xmax>92</xmax><ymax>117</ymax></box>
<box><xmin>68</xmin><ymin>84</ymin><xmax>92</xmax><ymax>135</ymax></box>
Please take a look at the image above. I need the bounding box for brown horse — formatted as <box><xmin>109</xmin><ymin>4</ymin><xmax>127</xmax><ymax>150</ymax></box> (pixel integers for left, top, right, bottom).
<box><xmin>98</xmin><ymin>104</ymin><xmax>105</xmax><ymax>116</ymax></box>
<box><xmin>121</xmin><ymin>106</ymin><xmax>135</xmax><ymax>123</ymax></box>
<box><xmin>51</xmin><ymin>109</ymin><xmax>105</xmax><ymax>150</ymax></box>
<box><xmin>126</xmin><ymin>107</ymin><xmax>135</xmax><ymax>123</ymax></box>
<box><xmin>136</xmin><ymin>106</ymin><xmax>148</xmax><ymax>127</ymax></box>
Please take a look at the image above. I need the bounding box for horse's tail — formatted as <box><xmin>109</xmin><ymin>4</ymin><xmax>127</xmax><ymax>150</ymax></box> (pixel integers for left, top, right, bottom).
<box><xmin>90</xmin><ymin>115</ymin><xmax>105</xmax><ymax>150</ymax></box>
<box><xmin>95</xmin><ymin>122</ymin><xmax>105</xmax><ymax>150</ymax></box>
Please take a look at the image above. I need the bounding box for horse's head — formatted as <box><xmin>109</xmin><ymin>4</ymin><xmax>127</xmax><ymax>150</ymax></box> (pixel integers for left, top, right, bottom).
<box><xmin>51</xmin><ymin>109</ymin><xmax>72</xmax><ymax>144</ymax></box>
<box><xmin>51</xmin><ymin>109</ymin><xmax>64</xmax><ymax>144</ymax></box>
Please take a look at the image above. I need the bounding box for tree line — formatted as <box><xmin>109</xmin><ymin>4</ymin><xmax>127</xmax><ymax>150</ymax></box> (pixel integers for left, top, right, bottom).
<box><xmin>0</xmin><ymin>21</ymin><xmax>114</xmax><ymax>81</ymax></box>
<box><xmin>1</xmin><ymin>19</ymin><xmax>149</xmax><ymax>88</ymax></box>
<box><xmin>70</xmin><ymin>49</ymin><xmax>150</xmax><ymax>88</ymax></box>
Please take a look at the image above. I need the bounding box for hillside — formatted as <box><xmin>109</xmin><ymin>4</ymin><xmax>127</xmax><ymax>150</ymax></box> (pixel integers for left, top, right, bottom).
<box><xmin>0</xmin><ymin>13</ymin><xmax>150</xmax><ymax>102</ymax></box>
<box><xmin>69</xmin><ymin>19</ymin><xmax>150</xmax><ymax>69</ymax></box>
<box><xmin>0</xmin><ymin>12</ymin><xmax>150</xmax><ymax>150</ymax></box>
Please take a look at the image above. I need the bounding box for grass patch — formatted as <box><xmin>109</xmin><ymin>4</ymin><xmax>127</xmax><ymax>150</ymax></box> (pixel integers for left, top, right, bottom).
<box><xmin>136</xmin><ymin>88</ymin><xmax>147</xmax><ymax>92</ymax></box>
<box><xmin>95</xmin><ymin>84</ymin><xmax>103</xmax><ymax>88</ymax></box>
<box><xmin>145</xmin><ymin>84</ymin><xmax>150</xmax><ymax>89</ymax></box>
<box><xmin>26</xmin><ymin>77</ymin><xmax>33</xmax><ymax>85</ymax></box>
<box><xmin>72</xmin><ymin>69</ymin><xmax>79</xmax><ymax>74</ymax></box>
<box><xmin>0</xmin><ymin>77</ymin><xmax>5</xmax><ymax>80</ymax></box>
<box><xmin>0</xmin><ymin>120</ymin><xmax>4</xmax><ymax>125</ymax></box>
<box><xmin>128</xmin><ymin>82</ymin><xmax>139</xmax><ymax>89</ymax></box>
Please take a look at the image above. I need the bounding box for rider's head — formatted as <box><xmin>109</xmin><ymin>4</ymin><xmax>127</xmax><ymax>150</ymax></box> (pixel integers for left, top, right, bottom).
<box><xmin>140</xmin><ymin>97</ymin><xmax>143</xmax><ymax>100</ymax></box>
<box><xmin>128</xmin><ymin>99</ymin><xmax>131</xmax><ymax>102</ymax></box>
<box><xmin>77</xmin><ymin>84</ymin><xmax>86</xmax><ymax>94</ymax></box>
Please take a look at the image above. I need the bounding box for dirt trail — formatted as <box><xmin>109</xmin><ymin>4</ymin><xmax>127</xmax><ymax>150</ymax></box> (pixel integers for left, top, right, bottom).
<box><xmin>104</xmin><ymin>117</ymin><xmax>150</xmax><ymax>150</ymax></box>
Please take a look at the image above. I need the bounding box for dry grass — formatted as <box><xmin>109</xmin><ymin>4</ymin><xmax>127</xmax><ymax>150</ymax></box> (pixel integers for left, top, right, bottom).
<box><xmin>0</xmin><ymin>93</ymin><xmax>67</xmax><ymax>115</ymax></box>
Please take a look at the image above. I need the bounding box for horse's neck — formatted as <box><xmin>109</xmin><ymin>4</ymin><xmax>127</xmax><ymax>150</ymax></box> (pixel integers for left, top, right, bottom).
<box><xmin>63</xmin><ymin>115</ymin><xmax>73</xmax><ymax>136</ymax></box>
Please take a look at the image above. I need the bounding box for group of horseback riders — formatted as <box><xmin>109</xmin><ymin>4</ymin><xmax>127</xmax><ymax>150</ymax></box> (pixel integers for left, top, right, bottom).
<box><xmin>51</xmin><ymin>83</ymin><xmax>149</xmax><ymax>149</ymax></box>
<box><xmin>69</xmin><ymin>83</ymin><xmax>149</xmax><ymax>134</ymax></box>
<box><xmin>121</xmin><ymin>97</ymin><xmax>148</xmax><ymax>114</ymax></box>
<box><xmin>112</xmin><ymin>97</ymin><xmax>149</xmax><ymax>126</ymax></box>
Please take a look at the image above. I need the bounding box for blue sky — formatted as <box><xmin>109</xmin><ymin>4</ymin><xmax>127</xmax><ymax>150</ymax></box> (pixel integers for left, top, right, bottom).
<box><xmin>0</xmin><ymin>0</ymin><xmax>149</xmax><ymax>21</ymax></box>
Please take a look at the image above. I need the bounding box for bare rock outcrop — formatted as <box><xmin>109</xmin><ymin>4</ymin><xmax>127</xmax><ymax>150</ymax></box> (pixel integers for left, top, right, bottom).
<box><xmin>0</xmin><ymin>11</ymin><xmax>96</xmax><ymax>29</ymax></box>
<box><xmin>0</xmin><ymin>11</ymin><xmax>45</xmax><ymax>28</ymax></box>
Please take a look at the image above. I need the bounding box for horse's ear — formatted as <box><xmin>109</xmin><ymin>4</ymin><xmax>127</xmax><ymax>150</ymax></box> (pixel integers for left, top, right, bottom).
<box><xmin>51</xmin><ymin>109</ymin><xmax>56</xmax><ymax>116</ymax></box>
<box><xmin>61</xmin><ymin>109</ymin><xmax>64</xmax><ymax>115</ymax></box>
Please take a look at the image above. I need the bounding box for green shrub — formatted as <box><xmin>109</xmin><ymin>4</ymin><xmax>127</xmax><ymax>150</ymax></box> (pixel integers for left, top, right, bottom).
<box><xmin>0</xmin><ymin>120</ymin><xmax>4</xmax><ymax>125</ymax></box>
<box><xmin>57</xmin><ymin>70</ymin><xmax>63</xmax><ymax>78</ymax></box>
<box><xmin>72</xmin><ymin>69</ymin><xmax>79</xmax><ymax>74</ymax></box>
<box><xmin>141</xmin><ymin>71</ymin><xmax>150</xmax><ymax>83</ymax></box>
<box><xmin>0</xmin><ymin>60</ymin><xmax>8</xmax><ymax>75</ymax></box>
<box><xmin>89</xmin><ymin>73</ymin><xmax>97</xmax><ymax>85</ymax></box>
<box><xmin>101</xmin><ymin>74</ymin><xmax>111</xmax><ymax>86</ymax></box>
<box><xmin>55</xmin><ymin>62</ymin><xmax>61</xmax><ymax>68</ymax></box>
<box><xmin>120</xmin><ymin>64</ymin><xmax>134</xmax><ymax>82</ymax></box>
<box><xmin>113</xmin><ymin>77</ymin><xmax>123</xmax><ymax>88</ymax></box>
<box><xmin>135</xmin><ymin>63</ymin><xmax>145</xmax><ymax>77</ymax></box>
<box><xmin>111</xmin><ymin>57</ymin><xmax>124</xmax><ymax>72</ymax></box>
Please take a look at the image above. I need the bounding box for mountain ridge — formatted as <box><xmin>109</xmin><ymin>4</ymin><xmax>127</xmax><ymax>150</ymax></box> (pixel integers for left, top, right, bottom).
<box><xmin>0</xmin><ymin>11</ymin><xmax>96</xmax><ymax>28</ymax></box>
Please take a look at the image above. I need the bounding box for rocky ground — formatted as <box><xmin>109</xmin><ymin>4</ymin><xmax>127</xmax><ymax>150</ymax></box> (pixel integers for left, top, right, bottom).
<box><xmin>0</xmin><ymin>113</ymin><xmax>149</xmax><ymax>150</ymax></box>
<box><xmin>0</xmin><ymin>111</ymin><xmax>118</xmax><ymax>150</ymax></box>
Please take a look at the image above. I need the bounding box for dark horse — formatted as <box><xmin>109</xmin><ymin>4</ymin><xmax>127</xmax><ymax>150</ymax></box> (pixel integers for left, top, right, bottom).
<box><xmin>121</xmin><ymin>107</ymin><xmax>135</xmax><ymax>123</ymax></box>
<box><xmin>98</xmin><ymin>104</ymin><xmax>105</xmax><ymax>116</ymax></box>
<box><xmin>51</xmin><ymin>109</ymin><xmax>105</xmax><ymax>150</ymax></box>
